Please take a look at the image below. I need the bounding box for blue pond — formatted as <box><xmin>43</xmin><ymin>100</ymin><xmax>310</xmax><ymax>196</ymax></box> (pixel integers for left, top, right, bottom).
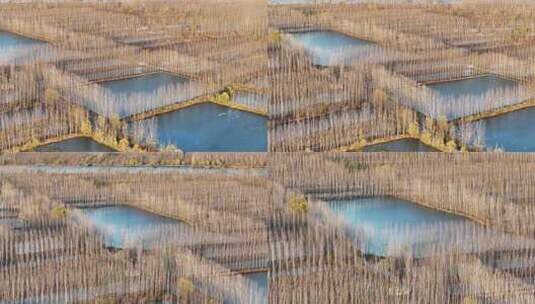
<box><xmin>152</xmin><ymin>103</ymin><xmax>267</xmax><ymax>152</ymax></box>
<box><xmin>100</xmin><ymin>73</ymin><xmax>187</xmax><ymax>97</ymax></box>
<box><xmin>80</xmin><ymin>206</ymin><xmax>186</xmax><ymax>248</ymax></box>
<box><xmin>244</xmin><ymin>271</ymin><xmax>268</xmax><ymax>304</ymax></box>
<box><xmin>362</xmin><ymin>139</ymin><xmax>438</xmax><ymax>152</ymax></box>
<box><xmin>429</xmin><ymin>75</ymin><xmax>518</xmax><ymax>99</ymax></box>
<box><xmin>326</xmin><ymin>197</ymin><xmax>465</xmax><ymax>256</ymax></box>
<box><xmin>289</xmin><ymin>30</ymin><xmax>377</xmax><ymax>66</ymax></box>
<box><xmin>33</xmin><ymin>137</ymin><xmax>116</xmax><ymax>152</ymax></box>
<box><xmin>423</xmin><ymin>75</ymin><xmax>523</xmax><ymax>120</ymax></box>
<box><xmin>0</xmin><ymin>30</ymin><xmax>44</xmax><ymax>49</ymax></box>
<box><xmin>476</xmin><ymin>107</ymin><xmax>535</xmax><ymax>152</ymax></box>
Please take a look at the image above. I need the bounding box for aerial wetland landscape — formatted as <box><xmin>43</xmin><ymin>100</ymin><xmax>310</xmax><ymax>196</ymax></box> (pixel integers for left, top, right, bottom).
<box><xmin>1</xmin><ymin>0</ymin><xmax>535</xmax><ymax>303</ymax></box>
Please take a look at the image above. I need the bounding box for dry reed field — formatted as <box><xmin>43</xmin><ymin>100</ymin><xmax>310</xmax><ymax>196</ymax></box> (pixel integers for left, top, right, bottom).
<box><xmin>0</xmin><ymin>0</ymin><xmax>269</xmax><ymax>153</ymax></box>
<box><xmin>1</xmin><ymin>0</ymin><xmax>535</xmax><ymax>303</ymax></box>
<box><xmin>269</xmin><ymin>1</ymin><xmax>535</xmax><ymax>152</ymax></box>
<box><xmin>0</xmin><ymin>166</ymin><xmax>276</xmax><ymax>302</ymax></box>
<box><xmin>268</xmin><ymin>153</ymin><xmax>535</xmax><ymax>303</ymax></box>
<box><xmin>1</xmin><ymin>153</ymin><xmax>535</xmax><ymax>302</ymax></box>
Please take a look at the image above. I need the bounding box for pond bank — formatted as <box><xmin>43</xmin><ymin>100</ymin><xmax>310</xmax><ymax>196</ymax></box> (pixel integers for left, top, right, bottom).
<box><xmin>337</xmin><ymin>135</ymin><xmax>448</xmax><ymax>152</ymax></box>
<box><xmin>125</xmin><ymin>95</ymin><xmax>268</xmax><ymax>123</ymax></box>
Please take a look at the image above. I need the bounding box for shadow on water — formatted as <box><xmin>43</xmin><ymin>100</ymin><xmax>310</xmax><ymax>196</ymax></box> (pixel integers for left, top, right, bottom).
<box><xmin>32</xmin><ymin>137</ymin><xmax>117</xmax><ymax>152</ymax></box>
<box><xmin>362</xmin><ymin>139</ymin><xmax>438</xmax><ymax>152</ymax></box>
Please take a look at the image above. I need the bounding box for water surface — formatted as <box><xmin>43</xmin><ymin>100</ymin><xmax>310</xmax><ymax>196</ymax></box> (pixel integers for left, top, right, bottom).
<box><xmin>100</xmin><ymin>73</ymin><xmax>187</xmax><ymax>96</ymax></box>
<box><xmin>429</xmin><ymin>76</ymin><xmax>518</xmax><ymax>99</ymax></box>
<box><xmin>33</xmin><ymin>137</ymin><xmax>116</xmax><ymax>152</ymax></box>
<box><xmin>244</xmin><ymin>271</ymin><xmax>268</xmax><ymax>304</ymax></box>
<box><xmin>475</xmin><ymin>106</ymin><xmax>535</xmax><ymax>152</ymax></box>
<box><xmin>289</xmin><ymin>30</ymin><xmax>377</xmax><ymax>66</ymax></box>
<box><xmin>362</xmin><ymin>139</ymin><xmax>438</xmax><ymax>152</ymax></box>
<box><xmin>0</xmin><ymin>30</ymin><xmax>44</xmax><ymax>49</ymax></box>
<box><xmin>152</xmin><ymin>103</ymin><xmax>267</xmax><ymax>152</ymax></box>
<box><xmin>80</xmin><ymin>205</ymin><xmax>187</xmax><ymax>248</ymax></box>
<box><xmin>326</xmin><ymin>196</ymin><xmax>465</xmax><ymax>256</ymax></box>
<box><xmin>421</xmin><ymin>75</ymin><xmax>524</xmax><ymax>120</ymax></box>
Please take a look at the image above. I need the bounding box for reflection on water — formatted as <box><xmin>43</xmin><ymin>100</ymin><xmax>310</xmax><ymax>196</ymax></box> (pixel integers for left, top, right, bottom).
<box><xmin>362</xmin><ymin>139</ymin><xmax>438</xmax><ymax>152</ymax></box>
<box><xmin>289</xmin><ymin>30</ymin><xmax>378</xmax><ymax>66</ymax></box>
<box><xmin>429</xmin><ymin>76</ymin><xmax>518</xmax><ymax>99</ymax></box>
<box><xmin>244</xmin><ymin>271</ymin><xmax>268</xmax><ymax>304</ymax></box>
<box><xmin>79</xmin><ymin>205</ymin><xmax>187</xmax><ymax>248</ymax></box>
<box><xmin>100</xmin><ymin>73</ymin><xmax>187</xmax><ymax>96</ymax></box>
<box><xmin>326</xmin><ymin>196</ymin><xmax>465</xmax><ymax>256</ymax></box>
<box><xmin>33</xmin><ymin>137</ymin><xmax>116</xmax><ymax>152</ymax></box>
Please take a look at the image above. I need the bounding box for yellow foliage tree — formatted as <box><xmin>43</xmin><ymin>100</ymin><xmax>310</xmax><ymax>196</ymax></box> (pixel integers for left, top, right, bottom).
<box><xmin>51</xmin><ymin>205</ymin><xmax>68</xmax><ymax>218</ymax></box>
<box><xmin>80</xmin><ymin>118</ymin><xmax>92</xmax><ymax>135</ymax></box>
<box><xmin>118</xmin><ymin>138</ymin><xmax>130</xmax><ymax>151</ymax></box>
<box><xmin>407</xmin><ymin>121</ymin><xmax>420</xmax><ymax>137</ymax></box>
<box><xmin>446</xmin><ymin>140</ymin><xmax>457</xmax><ymax>152</ymax></box>
<box><xmin>289</xmin><ymin>195</ymin><xmax>309</xmax><ymax>214</ymax></box>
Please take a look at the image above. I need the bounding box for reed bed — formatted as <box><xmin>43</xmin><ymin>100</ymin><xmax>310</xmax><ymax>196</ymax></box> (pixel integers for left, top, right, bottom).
<box><xmin>0</xmin><ymin>166</ymin><xmax>282</xmax><ymax>302</ymax></box>
<box><xmin>267</xmin><ymin>152</ymin><xmax>535</xmax><ymax>303</ymax></box>
<box><xmin>0</xmin><ymin>0</ymin><xmax>271</xmax><ymax>152</ymax></box>
<box><xmin>269</xmin><ymin>1</ymin><xmax>535</xmax><ymax>151</ymax></box>
<box><xmin>2</xmin><ymin>153</ymin><xmax>535</xmax><ymax>301</ymax></box>
<box><xmin>269</xmin><ymin>47</ymin><xmax>417</xmax><ymax>151</ymax></box>
<box><xmin>270</xmin><ymin>153</ymin><xmax>535</xmax><ymax>236</ymax></box>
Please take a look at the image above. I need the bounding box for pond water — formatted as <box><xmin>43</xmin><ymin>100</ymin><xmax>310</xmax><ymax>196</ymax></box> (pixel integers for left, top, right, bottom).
<box><xmin>326</xmin><ymin>196</ymin><xmax>466</xmax><ymax>257</ymax></box>
<box><xmin>425</xmin><ymin>75</ymin><xmax>524</xmax><ymax>119</ymax></box>
<box><xmin>152</xmin><ymin>103</ymin><xmax>267</xmax><ymax>152</ymax></box>
<box><xmin>475</xmin><ymin>106</ymin><xmax>535</xmax><ymax>152</ymax></box>
<box><xmin>361</xmin><ymin>139</ymin><xmax>438</xmax><ymax>152</ymax></box>
<box><xmin>33</xmin><ymin>137</ymin><xmax>117</xmax><ymax>152</ymax></box>
<box><xmin>289</xmin><ymin>30</ymin><xmax>377</xmax><ymax>66</ymax></box>
<box><xmin>79</xmin><ymin>206</ymin><xmax>187</xmax><ymax>248</ymax></box>
<box><xmin>244</xmin><ymin>271</ymin><xmax>268</xmax><ymax>304</ymax></box>
<box><xmin>429</xmin><ymin>76</ymin><xmax>518</xmax><ymax>99</ymax></box>
<box><xmin>0</xmin><ymin>30</ymin><xmax>44</xmax><ymax>49</ymax></box>
<box><xmin>100</xmin><ymin>73</ymin><xmax>187</xmax><ymax>97</ymax></box>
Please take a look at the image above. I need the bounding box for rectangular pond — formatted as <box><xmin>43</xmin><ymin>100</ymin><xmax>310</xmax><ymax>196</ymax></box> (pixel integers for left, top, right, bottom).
<box><xmin>100</xmin><ymin>73</ymin><xmax>188</xmax><ymax>96</ymax></box>
<box><xmin>289</xmin><ymin>30</ymin><xmax>378</xmax><ymax>66</ymax></box>
<box><xmin>96</xmin><ymin>72</ymin><xmax>200</xmax><ymax>118</ymax></box>
<box><xmin>243</xmin><ymin>271</ymin><xmax>268</xmax><ymax>304</ymax></box>
<box><xmin>426</xmin><ymin>75</ymin><xmax>526</xmax><ymax>120</ymax></box>
<box><xmin>32</xmin><ymin>137</ymin><xmax>117</xmax><ymax>152</ymax></box>
<box><xmin>473</xmin><ymin>106</ymin><xmax>535</xmax><ymax>152</ymax></box>
<box><xmin>78</xmin><ymin>205</ymin><xmax>188</xmax><ymax>249</ymax></box>
<box><xmin>429</xmin><ymin>75</ymin><xmax>518</xmax><ymax>99</ymax></box>
<box><xmin>149</xmin><ymin>102</ymin><xmax>267</xmax><ymax>152</ymax></box>
<box><xmin>0</xmin><ymin>30</ymin><xmax>46</xmax><ymax>64</ymax></box>
<box><xmin>325</xmin><ymin>196</ymin><xmax>466</xmax><ymax>257</ymax></box>
<box><xmin>0</xmin><ymin>30</ymin><xmax>44</xmax><ymax>49</ymax></box>
<box><xmin>361</xmin><ymin>139</ymin><xmax>438</xmax><ymax>152</ymax></box>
